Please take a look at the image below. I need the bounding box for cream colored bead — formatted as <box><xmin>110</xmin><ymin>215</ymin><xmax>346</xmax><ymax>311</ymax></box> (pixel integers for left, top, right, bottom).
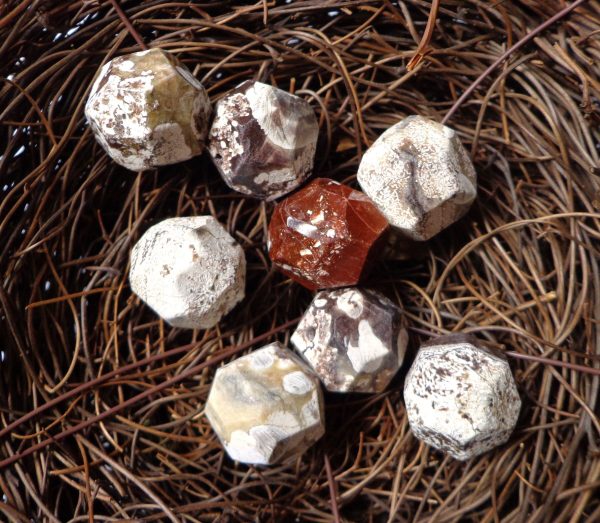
<box><xmin>358</xmin><ymin>115</ymin><xmax>476</xmax><ymax>241</ymax></box>
<box><xmin>129</xmin><ymin>216</ymin><xmax>245</xmax><ymax>329</ymax></box>
<box><xmin>404</xmin><ymin>334</ymin><xmax>521</xmax><ymax>460</ymax></box>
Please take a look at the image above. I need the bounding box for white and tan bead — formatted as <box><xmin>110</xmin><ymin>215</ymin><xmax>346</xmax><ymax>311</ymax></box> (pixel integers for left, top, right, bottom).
<box><xmin>85</xmin><ymin>48</ymin><xmax>211</xmax><ymax>170</ymax></box>
<box><xmin>205</xmin><ymin>342</ymin><xmax>325</xmax><ymax>465</ymax></box>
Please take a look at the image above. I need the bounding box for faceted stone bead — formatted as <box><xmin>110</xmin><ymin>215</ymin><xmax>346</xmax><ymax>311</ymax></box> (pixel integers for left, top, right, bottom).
<box><xmin>129</xmin><ymin>217</ymin><xmax>245</xmax><ymax>329</ymax></box>
<box><xmin>205</xmin><ymin>342</ymin><xmax>325</xmax><ymax>465</ymax></box>
<box><xmin>85</xmin><ymin>48</ymin><xmax>211</xmax><ymax>171</ymax></box>
<box><xmin>208</xmin><ymin>80</ymin><xmax>319</xmax><ymax>200</ymax></box>
<box><xmin>291</xmin><ymin>288</ymin><xmax>408</xmax><ymax>393</ymax></box>
<box><xmin>268</xmin><ymin>178</ymin><xmax>389</xmax><ymax>290</ymax></box>
<box><xmin>404</xmin><ymin>334</ymin><xmax>521</xmax><ymax>460</ymax></box>
<box><xmin>357</xmin><ymin>115</ymin><xmax>477</xmax><ymax>241</ymax></box>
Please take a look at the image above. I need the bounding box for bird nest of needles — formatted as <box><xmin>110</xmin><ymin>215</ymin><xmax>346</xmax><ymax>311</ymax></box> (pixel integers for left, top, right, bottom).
<box><xmin>1</xmin><ymin>1</ymin><xmax>599</xmax><ymax>521</ymax></box>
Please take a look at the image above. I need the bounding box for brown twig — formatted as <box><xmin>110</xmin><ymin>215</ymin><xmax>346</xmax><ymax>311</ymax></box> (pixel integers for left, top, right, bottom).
<box><xmin>506</xmin><ymin>351</ymin><xmax>600</xmax><ymax>376</ymax></box>
<box><xmin>442</xmin><ymin>0</ymin><xmax>590</xmax><ymax>124</ymax></box>
<box><xmin>325</xmin><ymin>454</ymin><xmax>341</xmax><ymax>523</ymax></box>
<box><xmin>107</xmin><ymin>0</ymin><xmax>148</xmax><ymax>50</ymax></box>
<box><xmin>406</xmin><ymin>0</ymin><xmax>440</xmax><ymax>71</ymax></box>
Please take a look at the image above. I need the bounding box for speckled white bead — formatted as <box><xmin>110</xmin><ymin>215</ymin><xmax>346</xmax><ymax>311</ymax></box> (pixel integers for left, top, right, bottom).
<box><xmin>291</xmin><ymin>288</ymin><xmax>408</xmax><ymax>393</ymax></box>
<box><xmin>404</xmin><ymin>334</ymin><xmax>521</xmax><ymax>460</ymax></box>
<box><xmin>85</xmin><ymin>48</ymin><xmax>211</xmax><ymax>171</ymax></box>
<box><xmin>208</xmin><ymin>80</ymin><xmax>319</xmax><ymax>200</ymax></box>
<box><xmin>357</xmin><ymin>115</ymin><xmax>477</xmax><ymax>241</ymax></box>
<box><xmin>129</xmin><ymin>216</ymin><xmax>245</xmax><ymax>329</ymax></box>
<box><xmin>205</xmin><ymin>342</ymin><xmax>325</xmax><ymax>465</ymax></box>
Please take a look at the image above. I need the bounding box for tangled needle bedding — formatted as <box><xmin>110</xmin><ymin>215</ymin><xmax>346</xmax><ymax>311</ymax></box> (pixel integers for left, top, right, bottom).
<box><xmin>0</xmin><ymin>0</ymin><xmax>599</xmax><ymax>521</ymax></box>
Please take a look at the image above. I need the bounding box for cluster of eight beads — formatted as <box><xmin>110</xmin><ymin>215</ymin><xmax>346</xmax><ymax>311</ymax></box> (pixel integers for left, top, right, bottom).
<box><xmin>85</xmin><ymin>48</ymin><xmax>521</xmax><ymax>466</ymax></box>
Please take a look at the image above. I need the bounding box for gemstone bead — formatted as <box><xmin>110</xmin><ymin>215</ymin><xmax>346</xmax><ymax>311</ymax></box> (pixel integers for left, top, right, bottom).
<box><xmin>85</xmin><ymin>49</ymin><xmax>211</xmax><ymax>171</ymax></box>
<box><xmin>357</xmin><ymin>115</ymin><xmax>477</xmax><ymax>241</ymax></box>
<box><xmin>404</xmin><ymin>334</ymin><xmax>521</xmax><ymax>460</ymax></box>
<box><xmin>268</xmin><ymin>178</ymin><xmax>389</xmax><ymax>290</ymax></box>
<box><xmin>208</xmin><ymin>80</ymin><xmax>319</xmax><ymax>200</ymax></box>
<box><xmin>129</xmin><ymin>217</ymin><xmax>245</xmax><ymax>329</ymax></box>
<box><xmin>205</xmin><ymin>342</ymin><xmax>325</xmax><ymax>465</ymax></box>
<box><xmin>291</xmin><ymin>288</ymin><xmax>408</xmax><ymax>393</ymax></box>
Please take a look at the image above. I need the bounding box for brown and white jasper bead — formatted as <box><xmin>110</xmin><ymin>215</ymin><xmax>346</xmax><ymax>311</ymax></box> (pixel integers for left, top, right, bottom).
<box><xmin>357</xmin><ymin>115</ymin><xmax>477</xmax><ymax>241</ymax></box>
<box><xmin>205</xmin><ymin>342</ymin><xmax>325</xmax><ymax>465</ymax></box>
<box><xmin>291</xmin><ymin>288</ymin><xmax>408</xmax><ymax>393</ymax></box>
<box><xmin>129</xmin><ymin>216</ymin><xmax>245</xmax><ymax>329</ymax></box>
<box><xmin>208</xmin><ymin>80</ymin><xmax>319</xmax><ymax>200</ymax></box>
<box><xmin>85</xmin><ymin>48</ymin><xmax>211</xmax><ymax>171</ymax></box>
<box><xmin>404</xmin><ymin>334</ymin><xmax>521</xmax><ymax>460</ymax></box>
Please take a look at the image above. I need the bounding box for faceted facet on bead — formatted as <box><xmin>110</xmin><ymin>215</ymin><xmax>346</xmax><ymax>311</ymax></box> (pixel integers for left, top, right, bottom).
<box><xmin>205</xmin><ymin>342</ymin><xmax>325</xmax><ymax>465</ymax></box>
<box><xmin>208</xmin><ymin>80</ymin><xmax>319</xmax><ymax>200</ymax></box>
<box><xmin>129</xmin><ymin>216</ymin><xmax>245</xmax><ymax>329</ymax></box>
<box><xmin>357</xmin><ymin>115</ymin><xmax>477</xmax><ymax>241</ymax></box>
<box><xmin>291</xmin><ymin>288</ymin><xmax>408</xmax><ymax>393</ymax></box>
<box><xmin>85</xmin><ymin>48</ymin><xmax>211</xmax><ymax>171</ymax></box>
<box><xmin>268</xmin><ymin>178</ymin><xmax>389</xmax><ymax>290</ymax></box>
<box><xmin>404</xmin><ymin>334</ymin><xmax>521</xmax><ymax>460</ymax></box>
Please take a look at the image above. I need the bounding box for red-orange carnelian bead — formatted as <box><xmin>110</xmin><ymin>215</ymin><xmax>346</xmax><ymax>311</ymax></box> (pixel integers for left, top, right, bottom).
<box><xmin>267</xmin><ymin>178</ymin><xmax>389</xmax><ymax>290</ymax></box>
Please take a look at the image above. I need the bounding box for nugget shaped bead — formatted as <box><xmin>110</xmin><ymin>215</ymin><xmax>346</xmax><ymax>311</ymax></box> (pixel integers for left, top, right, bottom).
<box><xmin>292</xmin><ymin>288</ymin><xmax>408</xmax><ymax>393</ymax></box>
<box><xmin>404</xmin><ymin>334</ymin><xmax>521</xmax><ymax>460</ymax></box>
<box><xmin>208</xmin><ymin>80</ymin><xmax>319</xmax><ymax>200</ymax></box>
<box><xmin>129</xmin><ymin>217</ymin><xmax>245</xmax><ymax>329</ymax></box>
<box><xmin>268</xmin><ymin>178</ymin><xmax>389</xmax><ymax>290</ymax></box>
<box><xmin>357</xmin><ymin>115</ymin><xmax>477</xmax><ymax>241</ymax></box>
<box><xmin>85</xmin><ymin>48</ymin><xmax>211</xmax><ymax>170</ymax></box>
<box><xmin>205</xmin><ymin>342</ymin><xmax>325</xmax><ymax>465</ymax></box>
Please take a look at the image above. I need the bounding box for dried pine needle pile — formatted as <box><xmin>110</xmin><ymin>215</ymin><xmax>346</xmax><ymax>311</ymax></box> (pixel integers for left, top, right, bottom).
<box><xmin>1</xmin><ymin>1</ymin><xmax>599</xmax><ymax>521</ymax></box>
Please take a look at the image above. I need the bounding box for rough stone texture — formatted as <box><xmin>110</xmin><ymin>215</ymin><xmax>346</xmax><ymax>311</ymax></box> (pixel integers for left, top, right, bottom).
<box><xmin>205</xmin><ymin>342</ymin><xmax>325</xmax><ymax>465</ymax></box>
<box><xmin>291</xmin><ymin>288</ymin><xmax>408</xmax><ymax>393</ymax></box>
<box><xmin>129</xmin><ymin>216</ymin><xmax>245</xmax><ymax>329</ymax></box>
<box><xmin>404</xmin><ymin>334</ymin><xmax>521</xmax><ymax>460</ymax></box>
<box><xmin>85</xmin><ymin>48</ymin><xmax>211</xmax><ymax>171</ymax></box>
<box><xmin>268</xmin><ymin>178</ymin><xmax>389</xmax><ymax>290</ymax></box>
<box><xmin>208</xmin><ymin>80</ymin><xmax>319</xmax><ymax>200</ymax></box>
<box><xmin>357</xmin><ymin>115</ymin><xmax>477</xmax><ymax>241</ymax></box>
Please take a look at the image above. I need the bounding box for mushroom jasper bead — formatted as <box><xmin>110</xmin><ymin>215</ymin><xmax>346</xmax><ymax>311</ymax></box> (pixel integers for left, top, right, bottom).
<box><xmin>129</xmin><ymin>217</ymin><xmax>245</xmax><ymax>329</ymax></box>
<box><xmin>404</xmin><ymin>334</ymin><xmax>521</xmax><ymax>460</ymax></box>
<box><xmin>292</xmin><ymin>288</ymin><xmax>408</xmax><ymax>392</ymax></box>
<box><xmin>208</xmin><ymin>80</ymin><xmax>319</xmax><ymax>200</ymax></box>
<box><xmin>357</xmin><ymin>115</ymin><xmax>477</xmax><ymax>241</ymax></box>
<box><xmin>85</xmin><ymin>48</ymin><xmax>211</xmax><ymax>170</ymax></box>
<box><xmin>205</xmin><ymin>343</ymin><xmax>325</xmax><ymax>465</ymax></box>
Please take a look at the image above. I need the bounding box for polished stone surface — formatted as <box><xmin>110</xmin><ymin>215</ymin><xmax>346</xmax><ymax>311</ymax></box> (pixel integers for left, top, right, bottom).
<box><xmin>268</xmin><ymin>178</ymin><xmax>389</xmax><ymax>290</ymax></box>
<box><xmin>291</xmin><ymin>288</ymin><xmax>408</xmax><ymax>392</ymax></box>
<box><xmin>209</xmin><ymin>80</ymin><xmax>319</xmax><ymax>200</ymax></box>
<box><xmin>358</xmin><ymin>116</ymin><xmax>477</xmax><ymax>241</ymax></box>
<box><xmin>85</xmin><ymin>49</ymin><xmax>211</xmax><ymax>170</ymax></box>
<box><xmin>205</xmin><ymin>342</ymin><xmax>325</xmax><ymax>465</ymax></box>
<box><xmin>129</xmin><ymin>216</ymin><xmax>245</xmax><ymax>329</ymax></box>
<box><xmin>404</xmin><ymin>334</ymin><xmax>521</xmax><ymax>460</ymax></box>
